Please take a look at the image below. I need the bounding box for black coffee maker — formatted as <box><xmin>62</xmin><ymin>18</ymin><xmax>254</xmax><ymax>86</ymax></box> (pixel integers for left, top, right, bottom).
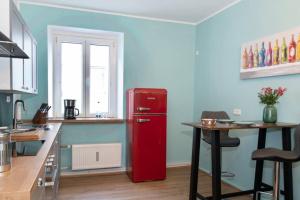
<box><xmin>64</xmin><ymin>99</ymin><xmax>80</xmax><ymax>119</ymax></box>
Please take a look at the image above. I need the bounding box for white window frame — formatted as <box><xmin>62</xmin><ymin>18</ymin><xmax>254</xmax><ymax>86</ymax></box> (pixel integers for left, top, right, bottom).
<box><xmin>48</xmin><ymin>26</ymin><xmax>124</xmax><ymax>118</ymax></box>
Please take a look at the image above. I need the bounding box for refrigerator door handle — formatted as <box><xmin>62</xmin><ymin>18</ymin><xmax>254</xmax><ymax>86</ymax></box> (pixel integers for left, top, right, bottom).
<box><xmin>146</xmin><ymin>97</ymin><xmax>156</xmax><ymax>100</ymax></box>
<box><xmin>137</xmin><ymin>107</ymin><xmax>151</xmax><ymax>111</ymax></box>
<box><xmin>136</xmin><ymin>119</ymin><xmax>151</xmax><ymax>123</ymax></box>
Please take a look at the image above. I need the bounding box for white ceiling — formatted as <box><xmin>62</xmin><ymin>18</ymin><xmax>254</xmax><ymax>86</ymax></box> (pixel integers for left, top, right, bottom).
<box><xmin>18</xmin><ymin>0</ymin><xmax>240</xmax><ymax>24</ymax></box>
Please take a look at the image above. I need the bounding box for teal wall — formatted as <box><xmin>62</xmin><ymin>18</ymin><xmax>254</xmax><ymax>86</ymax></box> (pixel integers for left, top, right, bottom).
<box><xmin>195</xmin><ymin>0</ymin><xmax>300</xmax><ymax>198</ymax></box>
<box><xmin>18</xmin><ymin>4</ymin><xmax>196</xmax><ymax>169</ymax></box>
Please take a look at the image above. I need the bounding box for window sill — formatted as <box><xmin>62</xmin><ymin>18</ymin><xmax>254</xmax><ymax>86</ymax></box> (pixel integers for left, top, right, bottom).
<box><xmin>47</xmin><ymin>117</ymin><xmax>124</xmax><ymax>124</ymax></box>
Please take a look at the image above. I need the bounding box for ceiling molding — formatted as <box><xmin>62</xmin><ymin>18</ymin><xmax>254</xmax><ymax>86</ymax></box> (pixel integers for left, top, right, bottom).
<box><xmin>17</xmin><ymin>0</ymin><xmax>197</xmax><ymax>26</ymax></box>
<box><xmin>196</xmin><ymin>0</ymin><xmax>241</xmax><ymax>25</ymax></box>
<box><xmin>17</xmin><ymin>0</ymin><xmax>242</xmax><ymax>26</ymax></box>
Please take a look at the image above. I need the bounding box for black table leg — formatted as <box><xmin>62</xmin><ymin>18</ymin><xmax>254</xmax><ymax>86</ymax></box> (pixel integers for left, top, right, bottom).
<box><xmin>189</xmin><ymin>128</ymin><xmax>201</xmax><ymax>200</ymax></box>
<box><xmin>282</xmin><ymin>127</ymin><xmax>293</xmax><ymax>200</ymax></box>
<box><xmin>211</xmin><ymin>130</ymin><xmax>221</xmax><ymax>200</ymax></box>
<box><xmin>253</xmin><ymin>128</ymin><xmax>267</xmax><ymax>200</ymax></box>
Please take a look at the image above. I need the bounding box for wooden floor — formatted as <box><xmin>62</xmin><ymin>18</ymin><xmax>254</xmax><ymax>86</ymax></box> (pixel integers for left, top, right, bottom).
<box><xmin>58</xmin><ymin>167</ymin><xmax>251</xmax><ymax>200</ymax></box>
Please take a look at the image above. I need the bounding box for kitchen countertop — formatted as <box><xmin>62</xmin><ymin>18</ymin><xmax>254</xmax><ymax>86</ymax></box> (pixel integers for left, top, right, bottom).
<box><xmin>0</xmin><ymin>123</ymin><xmax>62</xmax><ymax>200</ymax></box>
<box><xmin>48</xmin><ymin>117</ymin><xmax>124</xmax><ymax>124</ymax></box>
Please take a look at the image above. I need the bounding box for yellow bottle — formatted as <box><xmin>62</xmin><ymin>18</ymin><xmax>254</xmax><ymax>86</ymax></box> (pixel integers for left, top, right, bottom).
<box><xmin>296</xmin><ymin>34</ymin><xmax>300</xmax><ymax>61</ymax></box>
<box><xmin>273</xmin><ymin>39</ymin><xmax>280</xmax><ymax>65</ymax></box>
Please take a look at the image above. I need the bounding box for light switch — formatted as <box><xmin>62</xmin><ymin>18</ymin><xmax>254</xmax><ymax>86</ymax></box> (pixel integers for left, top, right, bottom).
<box><xmin>233</xmin><ymin>108</ymin><xmax>242</xmax><ymax>116</ymax></box>
<box><xmin>6</xmin><ymin>96</ymin><xmax>10</xmax><ymax>103</ymax></box>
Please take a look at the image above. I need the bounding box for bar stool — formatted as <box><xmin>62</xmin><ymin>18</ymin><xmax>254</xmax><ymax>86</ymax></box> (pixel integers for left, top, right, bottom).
<box><xmin>201</xmin><ymin>111</ymin><xmax>240</xmax><ymax>177</ymax></box>
<box><xmin>252</xmin><ymin>125</ymin><xmax>300</xmax><ymax>200</ymax></box>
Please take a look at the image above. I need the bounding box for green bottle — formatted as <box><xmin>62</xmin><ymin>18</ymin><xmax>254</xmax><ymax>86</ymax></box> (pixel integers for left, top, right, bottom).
<box><xmin>281</xmin><ymin>37</ymin><xmax>288</xmax><ymax>63</ymax></box>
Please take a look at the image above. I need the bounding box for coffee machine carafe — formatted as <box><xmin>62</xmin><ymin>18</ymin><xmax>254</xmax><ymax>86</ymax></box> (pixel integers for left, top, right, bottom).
<box><xmin>64</xmin><ymin>99</ymin><xmax>80</xmax><ymax>119</ymax></box>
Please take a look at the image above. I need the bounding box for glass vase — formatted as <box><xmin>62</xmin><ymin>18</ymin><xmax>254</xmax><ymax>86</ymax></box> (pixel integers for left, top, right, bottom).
<box><xmin>263</xmin><ymin>104</ymin><xmax>277</xmax><ymax>123</ymax></box>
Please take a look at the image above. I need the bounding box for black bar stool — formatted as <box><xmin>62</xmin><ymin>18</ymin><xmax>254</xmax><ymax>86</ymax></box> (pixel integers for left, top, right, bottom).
<box><xmin>201</xmin><ymin>111</ymin><xmax>240</xmax><ymax>177</ymax></box>
<box><xmin>252</xmin><ymin>125</ymin><xmax>300</xmax><ymax>200</ymax></box>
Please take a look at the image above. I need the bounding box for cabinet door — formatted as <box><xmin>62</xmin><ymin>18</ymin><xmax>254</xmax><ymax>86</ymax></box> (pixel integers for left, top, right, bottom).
<box><xmin>23</xmin><ymin>29</ymin><xmax>33</xmax><ymax>92</ymax></box>
<box><xmin>32</xmin><ymin>41</ymin><xmax>38</xmax><ymax>93</ymax></box>
<box><xmin>11</xmin><ymin>11</ymin><xmax>25</xmax><ymax>91</ymax></box>
<box><xmin>31</xmin><ymin>165</ymin><xmax>46</xmax><ymax>200</ymax></box>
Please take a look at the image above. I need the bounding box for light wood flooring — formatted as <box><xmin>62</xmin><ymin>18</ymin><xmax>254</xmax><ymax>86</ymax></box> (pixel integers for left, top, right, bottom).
<box><xmin>58</xmin><ymin>167</ymin><xmax>252</xmax><ymax>200</ymax></box>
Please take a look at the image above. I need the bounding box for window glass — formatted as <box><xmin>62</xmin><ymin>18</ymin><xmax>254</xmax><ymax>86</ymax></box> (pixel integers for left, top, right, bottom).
<box><xmin>61</xmin><ymin>43</ymin><xmax>83</xmax><ymax>114</ymax></box>
<box><xmin>89</xmin><ymin>45</ymin><xmax>109</xmax><ymax>114</ymax></box>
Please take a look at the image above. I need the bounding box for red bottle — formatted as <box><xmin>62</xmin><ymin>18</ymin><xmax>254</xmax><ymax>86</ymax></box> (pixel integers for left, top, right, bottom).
<box><xmin>266</xmin><ymin>42</ymin><xmax>273</xmax><ymax>66</ymax></box>
<box><xmin>289</xmin><ymin>34</ymin><xmax>296</xmax><ymax>63</ymax></box>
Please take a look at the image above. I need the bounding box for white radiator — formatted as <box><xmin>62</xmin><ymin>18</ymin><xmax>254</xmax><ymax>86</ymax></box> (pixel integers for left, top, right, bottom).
<box><xmin>72</xmin><ymin>143</ymin><xmax>122</xmax><ymax>170</ymax></box>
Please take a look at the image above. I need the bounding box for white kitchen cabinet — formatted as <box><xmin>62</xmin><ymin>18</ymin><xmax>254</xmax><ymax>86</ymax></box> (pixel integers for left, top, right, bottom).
<box><xmin>0</xmin><ymin>0</ymin><xmax>38</xmax><ymax>94</ymax></box>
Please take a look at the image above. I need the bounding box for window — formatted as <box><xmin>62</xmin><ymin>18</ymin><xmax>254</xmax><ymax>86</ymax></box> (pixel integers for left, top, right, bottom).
<box><xmin>48</xmin><ymin>26</ymin><xmax>124</xmax><ymax>118</ymax></box>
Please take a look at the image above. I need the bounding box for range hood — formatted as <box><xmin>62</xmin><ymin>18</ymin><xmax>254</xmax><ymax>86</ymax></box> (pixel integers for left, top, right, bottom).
<box><xmin>0</xmin><ymin>31</ymin><xmax>29</xmax><ymax>59</ymax></box>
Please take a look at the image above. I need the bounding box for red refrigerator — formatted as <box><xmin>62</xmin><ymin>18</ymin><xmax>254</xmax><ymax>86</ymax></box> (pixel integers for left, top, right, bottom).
<box><xmin>126</xmin><ymin>88</ymin><xmax>167</xmax><ymax>182</ymax></box>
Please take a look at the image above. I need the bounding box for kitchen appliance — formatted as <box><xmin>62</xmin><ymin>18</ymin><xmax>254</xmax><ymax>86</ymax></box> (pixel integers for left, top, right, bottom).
<box><xmin>0</xmin><ymin>31</ymin><xmax>29</xmax><ymax>59</ymax></box>
<box><xmin>0</xmin><ymin>131</ymin><xmax>12</xmax><ymax>172</ymax></box>
<box><xmin>64</xmin><ymin>99</ymin><xmax>80</xmax><ymax>119</ymax></box>
<box><xmin>126</xmin><ymin>88</ymin><xmax>167</xmax><ymax>182</ymax></box>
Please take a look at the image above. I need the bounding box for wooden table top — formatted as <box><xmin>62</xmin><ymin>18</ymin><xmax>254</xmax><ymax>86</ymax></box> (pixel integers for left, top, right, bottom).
<box><xmin>0</xmin><ymin>123</ymin><xmax>62</xmax><ymax>200</ymax></box>
<box><xmin>182</xmin><ymin>121</ymin><xmax>298</xmax><ymax>130</ymax></box>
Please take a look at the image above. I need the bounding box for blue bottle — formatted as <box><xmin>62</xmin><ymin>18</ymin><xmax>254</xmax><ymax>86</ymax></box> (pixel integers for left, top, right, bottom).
<box><xmin>259</xmin><ymin>42</ymin><xmax>266</xmax><ymax>67</ymax></box>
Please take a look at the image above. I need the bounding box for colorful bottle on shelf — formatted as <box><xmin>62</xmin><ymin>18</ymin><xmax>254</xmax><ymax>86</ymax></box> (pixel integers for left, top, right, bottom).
<box><xmin>265</xmin><ymin>42</ymin><xmax>273</xmax><ymax>66</ymax></box>
<box><xmin>281</xmin><ymin>37</ymin><xmax>288</xmax><ymax>63</ymax></box>
<box><xmin>242</xmin><ymin>48</ymin><xmax>248</xmax><ymax>69</ymax></box>
<box><xmin>297</xmin><ymin>34</ymin><xmax>300</xmax><ymax>61</ymax></box>
<box><xmin>288</xmin><ymin>34</ymin><xmax>296</xmax><ymax>63</ymax></box>
<box><xmin>248</xmin><ymin>45</ymin><xmax>254</xmax><ymax>68</ymax></box>
<box><xmin>273</xmin><ymin>39</ymin><xmax>280</xmax><ymax>65</ymax></box>
<box><xmin>259</xmin><ymin>42</ymin><xmax>266</xmax><ymax>67</ymax></box>
<box><xmin>253</xmin><ymin>43</ymin><xmax>259</xmax><ymax>67</ymax></box>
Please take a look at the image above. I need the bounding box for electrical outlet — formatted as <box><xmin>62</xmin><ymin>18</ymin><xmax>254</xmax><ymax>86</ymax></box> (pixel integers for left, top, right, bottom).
<box><xmin>6</xmin><ymin>96</ymin><xmax>11</xmax><ymax>103</ymax></box>
<box><xmin>233</xmin><ymin>108</ymin><xmax>242</xmax><ymax>116</ymax></box>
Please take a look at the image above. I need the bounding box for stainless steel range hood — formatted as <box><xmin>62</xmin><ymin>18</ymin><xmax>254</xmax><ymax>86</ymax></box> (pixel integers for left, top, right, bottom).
<box><xmin>0</xmin><ymin>31</ymin><xmax>29</xmax><ymax>59</ymax></box>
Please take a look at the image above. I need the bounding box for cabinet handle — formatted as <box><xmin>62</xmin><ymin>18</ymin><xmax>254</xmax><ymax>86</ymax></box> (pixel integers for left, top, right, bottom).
<box><xmin>47</xmin><ymin>158</ymin><xmax>54</xmax><ymax>162</ymax></box>
<box><xmin>137</xmin><ymin>107</ymin><xmax>151</xmax><ymax>111</ymax></box>
<box><xmin>44</xmin><ymin>181</ymin><xmax>55</xmax><ymax>187</ymax></box>
<box><xmin>37</xmin><ymin>178</ymin><xmax>44</xmax><ymax>187</ymax></box>
<box><xmin>45</xmin><ymin>162</ymin><xmax>53</xmax><ymax>167</ymax></box>
<box><xmin>49</xmin><ymin>154</ymin><xmax>55</xmax><ymax>158</ymax></box>
<box><xmin>137</xmin><ymin>119</ymin><xmax>151</xmax><ymax>123</ymax></box>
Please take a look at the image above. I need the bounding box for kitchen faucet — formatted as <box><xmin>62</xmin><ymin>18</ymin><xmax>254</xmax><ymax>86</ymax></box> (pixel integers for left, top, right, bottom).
<box><xmin>13</xmin><ymin>100</ymin><xmax>26</xmax><ymax>129</ymax></box>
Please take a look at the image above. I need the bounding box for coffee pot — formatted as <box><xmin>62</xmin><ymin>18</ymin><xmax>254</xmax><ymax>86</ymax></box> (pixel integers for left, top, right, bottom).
<box><xmin>64</xmin><ymin>99</ymin><xmax>80</xmax><ymax>119</ymax></box>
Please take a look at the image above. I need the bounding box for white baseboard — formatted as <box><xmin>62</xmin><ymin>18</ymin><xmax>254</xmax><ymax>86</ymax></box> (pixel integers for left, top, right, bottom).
<box><xmin>61</xmin><ymin>162</ymin><xmax>190</xmax><ymax>177</ymax></box>
<box><xmin>167</xmin><ymin>162</ymin><xmax>191</xmax><ymax>168</ymax></box>
<box><xmin>61</xmin><ymin>167</ymin><xmax>126</xmax><ymax>177</ymax></box>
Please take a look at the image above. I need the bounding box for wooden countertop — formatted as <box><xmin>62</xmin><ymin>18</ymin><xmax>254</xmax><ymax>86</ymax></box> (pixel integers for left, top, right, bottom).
<box><xmin>24</xmin><ymin>118</ymin><xmax>124</xmax><ymax>124</ymax></box>
<box><xmin>48</xmin><ymin>117</ymin><xmax>124</xmax><ymax>124</ymax></box>
<box><xmin>0</xmin><ymin>123</ymin><xmax>62</xmax><ymax>200</ymax></box>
